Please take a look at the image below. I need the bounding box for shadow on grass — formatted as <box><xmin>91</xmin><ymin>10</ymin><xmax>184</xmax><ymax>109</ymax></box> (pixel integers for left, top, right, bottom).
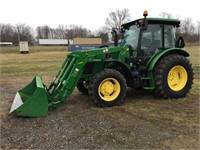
<box><xmin>125</xmin><ymin>88</ymin><xmax>156</xmax><ymax>101</ymax></box>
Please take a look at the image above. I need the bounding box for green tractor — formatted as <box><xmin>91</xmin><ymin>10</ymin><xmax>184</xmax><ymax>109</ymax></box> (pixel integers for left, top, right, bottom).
<box><xmin>10</xmin><ymin>11</ymin><xmax>194</xmax><ymax>117</ymax></box>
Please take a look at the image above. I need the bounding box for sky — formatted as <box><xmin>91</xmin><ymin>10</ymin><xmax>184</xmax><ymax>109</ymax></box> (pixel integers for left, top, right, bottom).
<box><xmin>0</xmin><ymin>0</ymin><xmax>199</xmax><ymax>31</ymax></box>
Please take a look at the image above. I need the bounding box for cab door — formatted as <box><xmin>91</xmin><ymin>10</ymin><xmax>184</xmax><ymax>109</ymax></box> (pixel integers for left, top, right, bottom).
<box><xmin>140</xmin><ymin>24</ymin><xmax>162</xmax><ymax>57</ymax></box>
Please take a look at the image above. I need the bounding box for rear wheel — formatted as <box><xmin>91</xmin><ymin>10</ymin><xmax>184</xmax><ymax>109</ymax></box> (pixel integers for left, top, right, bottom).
<box><xmin>89</xmin><ymin>69</ymin><xmax>127</xmax><ymax>106</ymax></box>
<box><xmin>154</xmin><ymin>54</ymin><xmax>193</xmax><ymax>98</ymax></box>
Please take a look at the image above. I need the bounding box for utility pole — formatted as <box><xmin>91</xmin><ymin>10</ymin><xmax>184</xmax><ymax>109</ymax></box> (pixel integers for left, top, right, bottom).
<box><xmin>198</xmin><ymin>25</ymin><xmax>200</xmax><ymax>46</ymax></box>
<box><xmin>17</xmin><ymin>26</ymin><xmax>20</xmax><ymax>46</ymax></box>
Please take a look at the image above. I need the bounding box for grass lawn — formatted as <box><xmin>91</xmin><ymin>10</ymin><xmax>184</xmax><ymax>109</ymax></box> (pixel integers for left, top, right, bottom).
<box><xmin>1</xmin><ymin>45</ymin><xmax>199</xmax><ymax>76</ymax></box>
<box><xmin>0</xmin><ymin>45</ymin><xmax>68</xmax><ymax>53</ymax></box>
<box><xmin>0</xmin><ymin>45</ymin><xmax>199</xmax><ymax>91</ymax></box>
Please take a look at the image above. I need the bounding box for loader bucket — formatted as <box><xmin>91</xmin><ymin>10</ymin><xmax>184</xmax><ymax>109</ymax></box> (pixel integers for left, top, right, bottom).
<box><xmin>10</xmin><ymin>76</ymin><xmax>49</xmax><ymax>117</ymax></box>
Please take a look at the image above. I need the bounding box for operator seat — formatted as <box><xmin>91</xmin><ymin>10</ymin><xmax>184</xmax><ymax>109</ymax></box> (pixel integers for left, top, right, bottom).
<box><xmin>149</xmin><ymin>40</ymin><xmax>161</xmax><ymax>54</ymax></box>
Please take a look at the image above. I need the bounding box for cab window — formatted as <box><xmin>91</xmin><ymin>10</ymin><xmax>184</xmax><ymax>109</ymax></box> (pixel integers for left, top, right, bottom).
<box><xmin>164</xmin><ymin>25</ymin><xmax>176</xmax><ymax>48</ymax></box>
<box><xmin>141</xmin><ymin>25</ymin><xmax>162</xmax><ymax>56</ymax></box>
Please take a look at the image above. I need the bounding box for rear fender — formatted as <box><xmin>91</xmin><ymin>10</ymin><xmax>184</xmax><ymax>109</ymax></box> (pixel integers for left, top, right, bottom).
<box><xmin>147</xmin><ymin>48</ymin><xmax>189</xmax><ymax>71</ymax></box>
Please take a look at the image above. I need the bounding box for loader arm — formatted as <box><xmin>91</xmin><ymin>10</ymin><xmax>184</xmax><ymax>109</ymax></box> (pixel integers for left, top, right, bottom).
<box><xmin>46</xmin><ymin>47</ymin><xmax>123</xmax><ymax>109</ymax></box>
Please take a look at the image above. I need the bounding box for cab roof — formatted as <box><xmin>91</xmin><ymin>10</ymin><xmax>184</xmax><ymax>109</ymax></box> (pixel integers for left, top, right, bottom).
<box><xmin>122</xmin><ymin>18</ymin><xmax>180</xmax><ymax>28</ymax></box>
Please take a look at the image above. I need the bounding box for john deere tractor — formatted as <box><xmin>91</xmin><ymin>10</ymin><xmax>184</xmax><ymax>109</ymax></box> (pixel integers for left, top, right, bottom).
<box><xmin>10</xmin><ymin>11</ymin><xmax>193</xmax><ymax>117</ymax></box>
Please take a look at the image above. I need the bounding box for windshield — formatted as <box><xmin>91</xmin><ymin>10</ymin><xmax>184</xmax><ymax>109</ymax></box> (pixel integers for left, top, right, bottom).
<box><xmin>121</xmin><ymin>25</ymin><xmax>140</xmax><ymax>48</ymax></box>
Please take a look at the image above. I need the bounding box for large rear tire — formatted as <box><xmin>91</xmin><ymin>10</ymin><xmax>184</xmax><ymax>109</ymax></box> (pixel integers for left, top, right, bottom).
<box><xmin>154</xmin><ymin>54</ymin><xmax>193</xmax><ymax>98</ymax></box>
<box><xmin>89</xmin><ymin>69</ymin><xmax>127</xmax><ymax>107</ymax></box>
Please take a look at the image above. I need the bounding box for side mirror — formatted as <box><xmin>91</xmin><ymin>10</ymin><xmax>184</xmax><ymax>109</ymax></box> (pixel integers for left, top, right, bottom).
<box><xmin>140</xmin><ymin>20</ymin><xmax>148</xmax><ymax>31</ymax></box>
<box><xmin>112</xmin><ymin>28</ymin><xmax>119</xmax><ymax>46</ymax></box>
<box><xmin>175</xmin><ymin>37</ymin><xmax>185</xmax><ymax>48</ymax></box>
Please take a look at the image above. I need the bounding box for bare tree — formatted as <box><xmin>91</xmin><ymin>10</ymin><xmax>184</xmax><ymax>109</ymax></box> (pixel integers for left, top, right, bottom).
<box><xmin>65</xmin><ymin>25</ymin><xmax>91</xmax><ymax>39</ymax></box>
<box><xmin>159</xmin><ymin>12</ymin><xmax>173</xmax><ymax>19</ymax></box>
<box><xmin>36</xmin><ymin>25</ymin><xmax>52</xmax><ymax>39</ymax></box>
<box><xmin>36</xmin><ymin>26</ymin><xmax>42</xmax><ymax>39</ymax></box>
<box><xmin>94</xmin><ymin>26</ymin><xmax>109</xmax><ymax>44</ymax></box>
<box><xmin>159</xmin><ymin>12</ymin><xmax>200</xmax><ymax>44</ymax></box>
<box><xmin>56</xmin><ymin>25</ymin><xmax>66</xmax><ymax>39</ymax></box>
<box><xmin>180</xmin><ymin>18</ymin><xmax>195</xmax><ymax>36</ymax></box>
<box><xmin>36</xmin><ymin>24</ymin><xmax>92</xmax><ymax>40</ymax></box>
<box><xmin>197</xmin><ymin>21</ymin><xmax>200</xmax><ymax>45</ymax></box>
<box><xmin>0</xmin><ymin>23</ymin><xmax>34</xmax><ymax>45</ymax></box>
<box><xmin>105</xmin><ymin>9</ymin><xmax>131</xmax><ymax>30</ymax></box>
<box><xmin>43</xmin><ymin>25</ymin><xmax>51</xmax><ymax>39</ymax></box>
<box><xmin>15</xmin><ymin>23</ymin><xmax>34</xmax><ymax>43</ymax></box>
<box><xmin>0</xmin><ymin>24</ymin><xmax>15</xmax><ymax>42</ymax></box>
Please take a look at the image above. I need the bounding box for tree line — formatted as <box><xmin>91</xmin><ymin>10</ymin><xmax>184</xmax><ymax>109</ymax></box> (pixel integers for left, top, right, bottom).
<box><xmin>0</xmin><ymin>9</ymin><xmax>199</xmax><ymax>45</ymax></box>
<box><xmin>0</xmin><ymin>23</ymin><xmax>109</xmax><ymax>45</ymax></box>
<box><xmin>159</xmin><ymin>12</ymin><xmax>200</xmax><ymax>44</ymax></box>
<box><xmin>0</xmin><ymin>23</ymin><xmax>34</xmax><ymax>45</ymax></box>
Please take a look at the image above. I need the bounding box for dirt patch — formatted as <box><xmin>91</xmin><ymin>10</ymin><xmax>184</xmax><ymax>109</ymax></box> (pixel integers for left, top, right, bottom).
<box><xmin>1</xmin><ymin>76</ymin><xmax>199</xmax><ymax>149</ymax></box>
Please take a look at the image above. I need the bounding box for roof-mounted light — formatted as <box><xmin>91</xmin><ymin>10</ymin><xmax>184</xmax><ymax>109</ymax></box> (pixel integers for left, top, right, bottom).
<box><xmin>143</xmin><ymin>10</ymin><xmax>148</xmax><ymax>17</ymax></box>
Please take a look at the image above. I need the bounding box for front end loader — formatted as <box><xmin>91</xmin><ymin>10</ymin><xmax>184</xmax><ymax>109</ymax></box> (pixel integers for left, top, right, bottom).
<box><xmin>10</xmin><ymin>47</ymin><xmax>126</xmax><ymax>117</ymax></box>
<box><xmin>10</xmin><ymin>11</ymin><xmax>193</xmax><ymax>117</ymax></box>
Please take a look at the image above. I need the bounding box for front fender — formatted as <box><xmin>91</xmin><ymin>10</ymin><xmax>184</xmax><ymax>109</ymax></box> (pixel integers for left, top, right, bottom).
<box><xmin>147</xmin><ymin>48</ymin><xmax>189</xmax><ymax>71</ymax></box>
<box><xmin>104</xmin><ymin>59</ymin><xmax>133</xmax><ymax>85</ymax></box>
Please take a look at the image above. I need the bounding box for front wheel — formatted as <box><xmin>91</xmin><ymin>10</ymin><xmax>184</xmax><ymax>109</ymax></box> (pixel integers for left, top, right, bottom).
<box><xmin>77</xmin><ymin>81</ymin><xmax>89</xmax><ymax>95</ymax></box>
<box><xmin>89</xmin><ymin>69</ymin><xmax>127</xmax><ymax>107</ymax></box>
<box><xmin>154</xmin><ymin>54</ymin><xmax>193</xmax><ymax>98</ymax></box>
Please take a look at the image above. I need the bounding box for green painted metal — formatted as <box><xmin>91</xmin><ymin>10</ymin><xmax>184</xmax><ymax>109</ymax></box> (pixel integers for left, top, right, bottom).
<box><xmin>10</xmin><ymin>76</ymin><xmax>48</xmax><ymax>117</ymax></box>
<box><xmin>147</xmin><ymin>48</ymin><xmax>189</xmax><ymax>71</ymax></box>
<box><xmin>123</xmin><ymin>17</ymin><xmax>180</xmax><ymax>28</ymax></box>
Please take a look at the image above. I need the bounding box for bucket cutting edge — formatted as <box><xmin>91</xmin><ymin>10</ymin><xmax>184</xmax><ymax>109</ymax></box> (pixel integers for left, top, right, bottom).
<box><xmin>10</xmin><ymin>92</ymin><xmax>23</xmax><ymax>113</ymax></box>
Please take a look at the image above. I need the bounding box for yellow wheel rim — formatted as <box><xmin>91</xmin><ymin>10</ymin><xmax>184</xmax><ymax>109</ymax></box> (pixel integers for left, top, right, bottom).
<box><xmin>167</xmin><ymin>65</ymin><xmax>188</xmax><ymax>91</ymax></box>
<box><xmin>98</xmin><ymin>78</ymin><xmax>120</xmax><ymax>101</ymax></box>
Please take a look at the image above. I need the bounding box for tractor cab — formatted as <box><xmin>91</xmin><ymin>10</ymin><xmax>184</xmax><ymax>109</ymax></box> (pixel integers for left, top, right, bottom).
<box><xmin>122</xmin><ymin>19</ymin><xmax>179</xmax><ymax>54</ymax></box>
<box><xmin>119</xmin><ymin>12</ymin><xmax>183</xmax><ymax>68</ymax></box>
